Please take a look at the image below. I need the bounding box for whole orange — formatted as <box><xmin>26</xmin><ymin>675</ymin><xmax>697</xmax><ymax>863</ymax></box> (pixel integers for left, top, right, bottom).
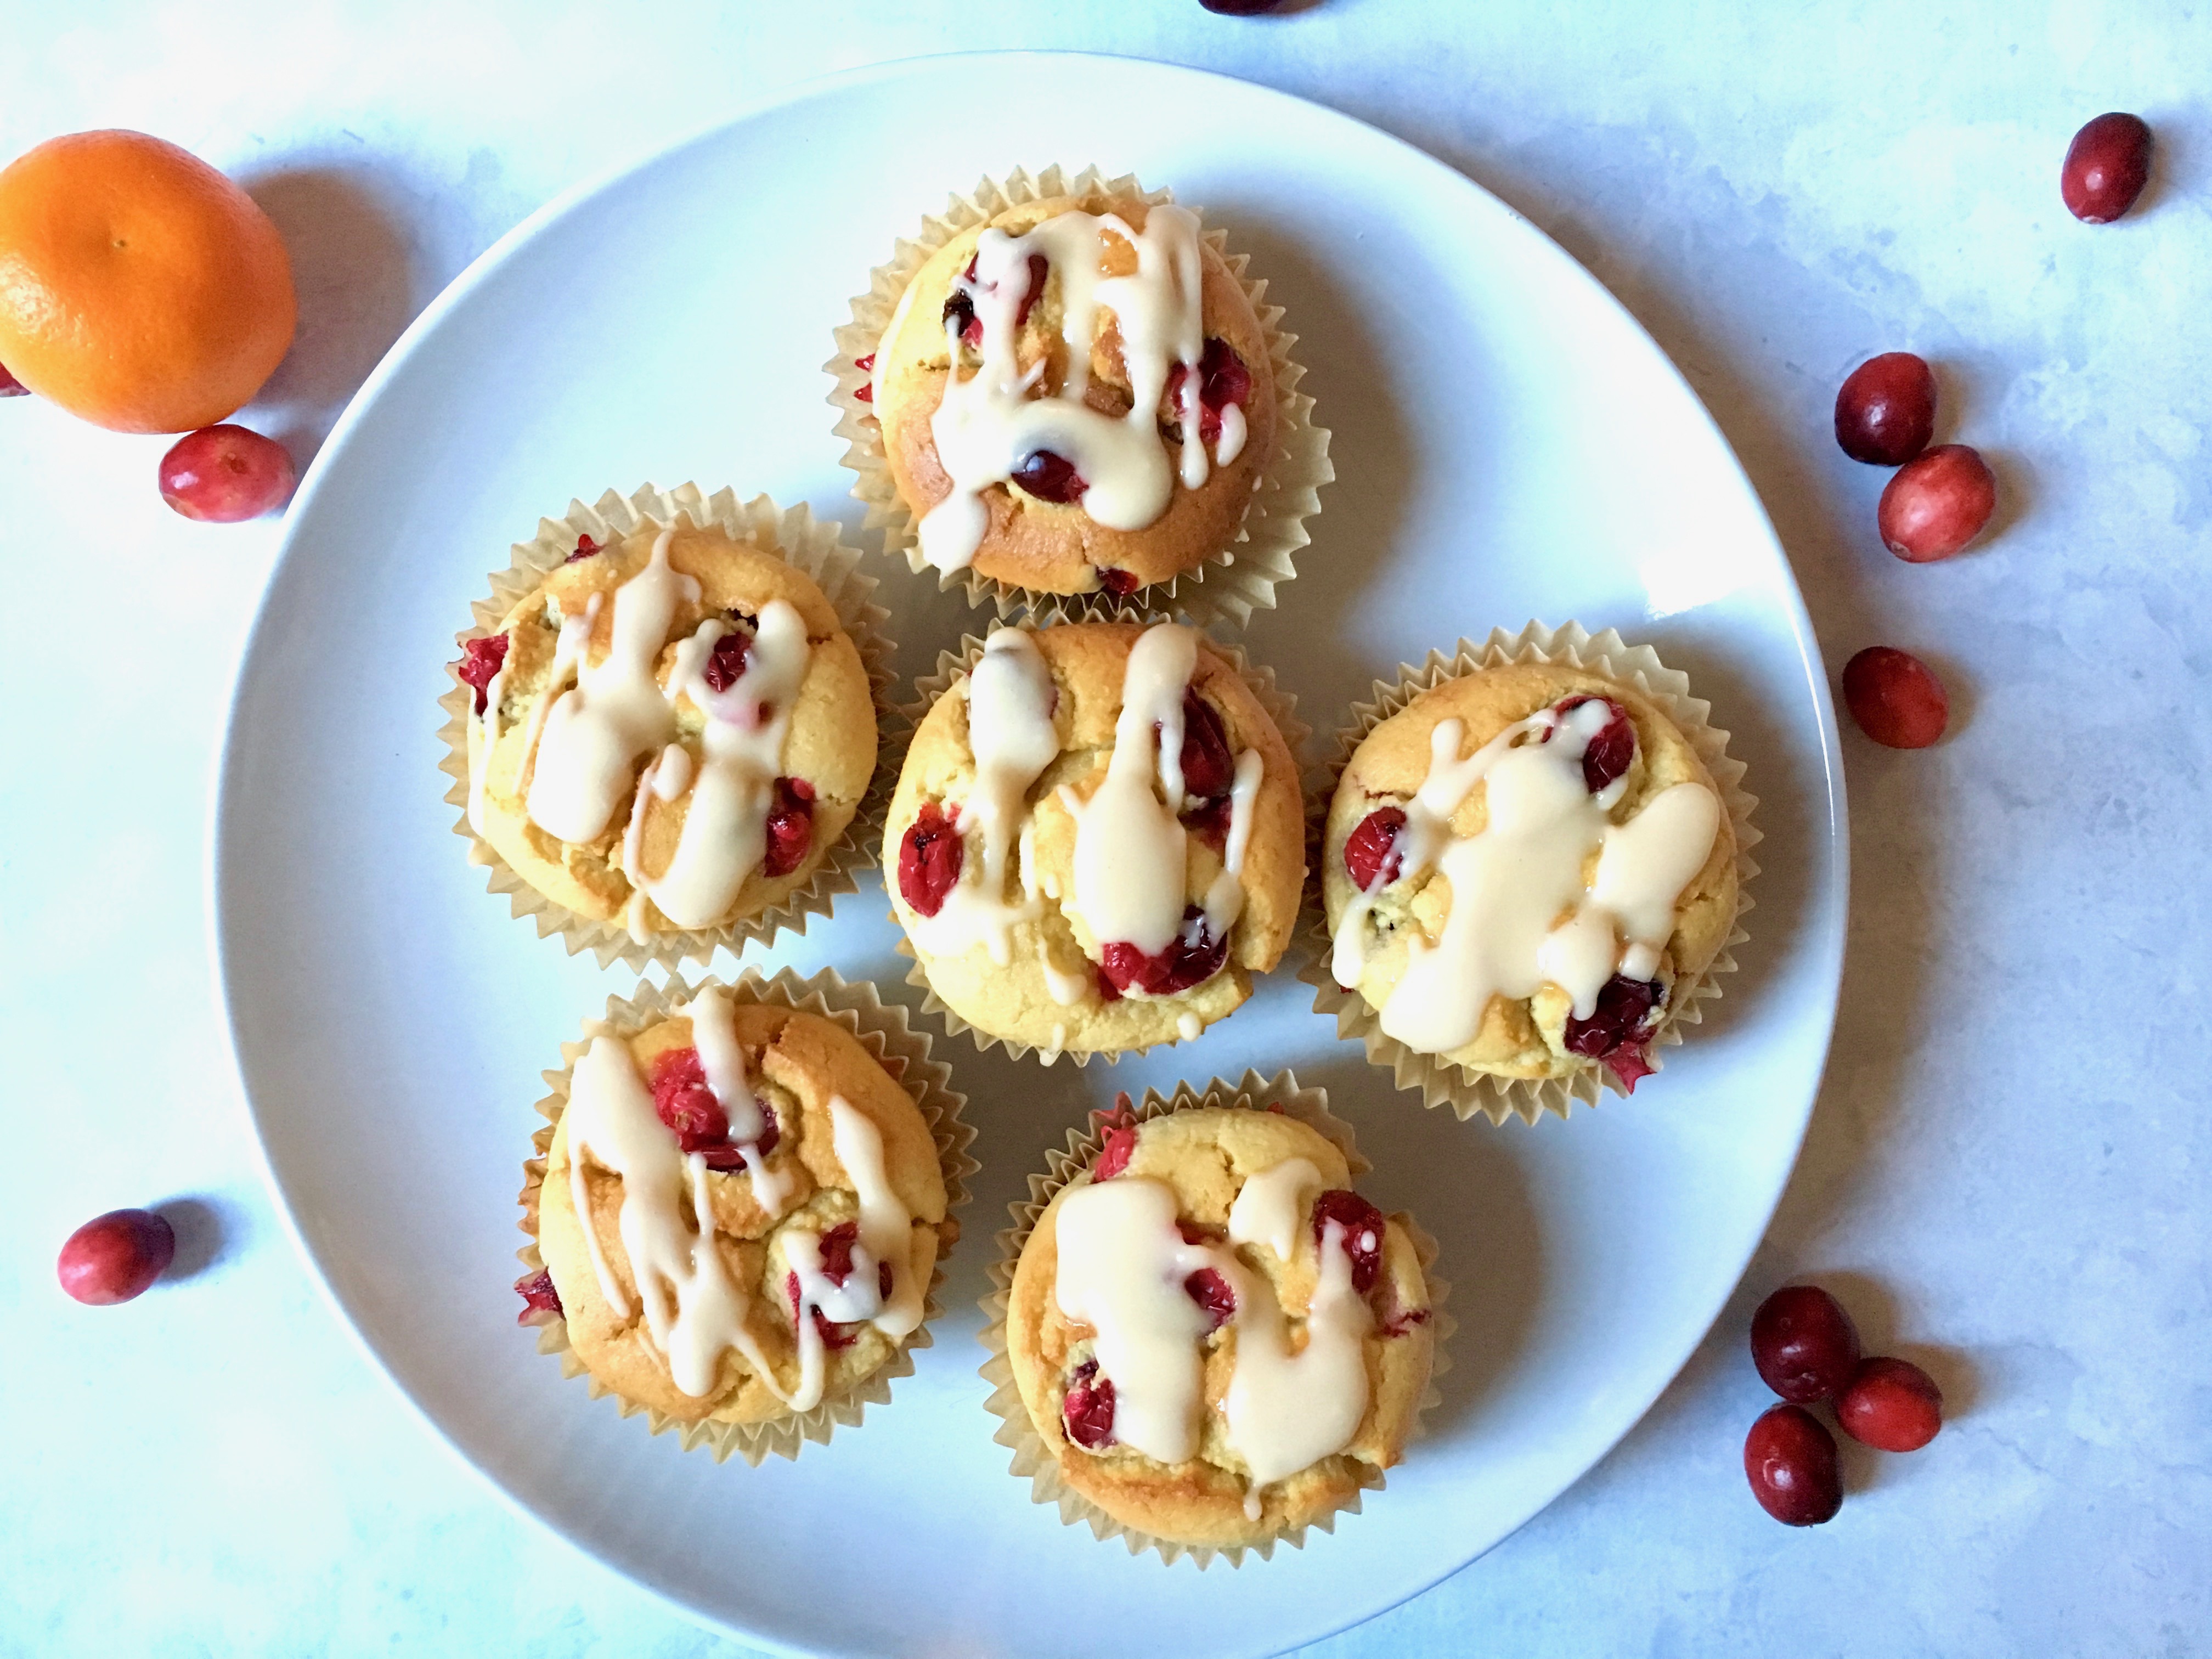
<box><xmin>0</xmin><ymin>130</ymin><xmax>296</xmax><ymax>433</ymax></box>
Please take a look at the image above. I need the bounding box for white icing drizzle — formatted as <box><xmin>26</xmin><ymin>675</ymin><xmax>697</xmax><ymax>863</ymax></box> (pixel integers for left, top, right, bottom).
<box><xmin>907</xmin><ymin>630</ymin><xmax>1059</xmax><ymax>965</ymax></box>
<box><xmin>466</xmin><ymin>656</ymin><xmax>514</xmax><ymax>838</ymax></box>
<box><xmin>1213</xmin><ymin>399</ymin><xmax>1249</xmax><ymax>466</ymax></box>
<box><xmin>561</xmin><ymin>1034</ymin><xmax>785</xmax><ymax>1400</ymax></box>
<box><xmin>917</xmin><ymin>204</ymin><xmax>1211</xmax><ymax>573</ymax></box>
<box><xmin>681</xmin><ymin>984</ymin><xmax>793</xmax><ymax>1218</ymax></box>
<box><xmin>1059</xmin><ymin>623</ymin><xmax>1198</xmax><ymax>958</ymax></box>
<box><xmin>526</xmin><ymin>531</ymin><xmax>697</xmax><ymax>844</ymax></box>
<box><xmin>1225</xmin><ymin>1157</ymin><xmax>1323</xmax><ymax>1265</ymax></box>
<box><xmin>1222</xmin><ymin>1218</ymin><xmax>1373</xmax><ymax>1511</ymax></box>
<box><xmin>1199</xmin><ymin>746</ymin><xmax>1267</xmax><ymax>941</ymax></box>
<box><xmin>1330</xmin><ymin>701</ymin><xmax>1722</xmax><ymax>1057</ymax></box>
<box><xmin>1175</xmin><ymin>1011</ymin><xmax>1203</xmax><ymax>1042</ymax></box>
<box><xmin>622</xmin><ymin>599</ymin><xmax>810</xmax><ymax>936</ymax></box>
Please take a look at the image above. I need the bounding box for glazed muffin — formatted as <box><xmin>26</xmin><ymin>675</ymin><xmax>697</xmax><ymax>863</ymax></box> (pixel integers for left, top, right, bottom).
<box><xmin>530</xmin><ymin>984</ymin><xmax>956</xmax><ymax>1425</ymax></box>
<box><xmin>871</xmin><ymin>191</ymin><xmax>1276</xmax><ymax>599</ymax></box>
<box><xmin>1005</xmin><ymin>1104</ymin><xmax>1435</xmax><ymax>1550</ymax></box>
<box><xmin>888</xmin><ymin>620</ymin><xmax>1303</xmax><ymax>1054</ymax></box>
<box><xmin>456</xmin><ymin>520</ymin><xmax>876</xmax><ymax>947</ymax></box>
<box><xmin>1321</xmin><ymin>660</ymin><xmax>1738</xmax><ymax>1090</ymax></box>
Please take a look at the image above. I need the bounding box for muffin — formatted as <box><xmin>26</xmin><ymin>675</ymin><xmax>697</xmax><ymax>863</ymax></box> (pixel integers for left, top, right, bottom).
<box><xmin>869</xmin><ymin>190</ymin><xmax>1276</xmax><ymax>601</ymax></box>
<box><xmin>1321</xmin><ymin>658</ymin><xmax>1739</xmax><ymax>1092</ymax></box>
<box><xmin>1002</xmin><ymin>1103</ymin><xmax>1436</xmax><ymax>1551</ymax></box>
<box><xmin>455</xmin><ymin>517</ymin><xmax>877</xmax><ymax>953</ymax></box>
<box><xmin>888</xmin><ymin>620</ymin><xmax>1304</xmax><ymax>1056</ymax></box>
<box><xmin>528</xmin><ymin>982</ymin><xmax>957</xmax><ymax>1432</ymax></box>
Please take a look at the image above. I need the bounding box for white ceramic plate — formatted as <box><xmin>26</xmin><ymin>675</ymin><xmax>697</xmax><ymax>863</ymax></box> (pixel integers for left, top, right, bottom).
<box><xmin>214</xmin><ymin>51</ymin><xmax>1845</xmax><ymax>1659</ymax></box>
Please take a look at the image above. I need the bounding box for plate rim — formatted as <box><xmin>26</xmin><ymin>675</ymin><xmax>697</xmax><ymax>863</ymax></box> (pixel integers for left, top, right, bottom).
<box><xmin>208</xmin><ymin>46</ymin><xmax>1849</xmax><ymax>1659</ymax></box>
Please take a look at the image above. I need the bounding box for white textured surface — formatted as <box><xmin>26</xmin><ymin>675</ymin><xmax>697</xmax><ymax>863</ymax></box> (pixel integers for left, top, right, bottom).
<box><xmin>0</xmin><ymin>4</ymin><xmax>2205</xmax><ymax>1657</ymax></box>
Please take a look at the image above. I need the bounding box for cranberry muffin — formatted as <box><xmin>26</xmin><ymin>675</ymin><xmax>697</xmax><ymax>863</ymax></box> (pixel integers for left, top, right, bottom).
<box><xmin>456</xmin><ymin>520</ymin><xmax>876</xmax><ymax>949</ymax></box>
<box><xmin>871</xmin><ymin>191</ymin><xmax>1274</xmax><ymax>599</ymax></box>
<box><xmin>1005</xmin><ymin>1105</ymin><xmax>1434</xmax><ymax>1549</ymax></box>
<box><xmin>888</xmin><ymin>621</ymin><xmax>1302</xmax><ymax>1054</ymax></box>
<box><xmin>529</xmin><ymin>985</ymin><xmax>956</xmax><ymax>1425</ymax></box>
<box><xmin>1321</xmin><ymin>661</ymin><xmax>1738</xmax><ymax>1090</ymax></box>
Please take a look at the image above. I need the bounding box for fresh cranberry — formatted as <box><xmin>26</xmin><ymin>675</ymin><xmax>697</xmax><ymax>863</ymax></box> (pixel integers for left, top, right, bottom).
<box><xmin>1550</xmin><ymin>695</ymin><xmax>1636</xmax><ymax>793</ymax></box>
<box><xmin>650</xmin><ymin>1047</ymin><xmax>730</xmax><ymax>1147</ymax></box>
<box><xmin>1382</xmin><ymin>1304</ymin><xmax>1431</xmax><ymax>1339</ymax></box>
<box><xmin>1344</xmin><ymin>807</ymin><xmax>1408</xmax><ymax>890</ymax></box>
<box><xmin>1843</xmin><ymin>647</ymin><xmax>1949</xmax><ymax>749</ymax></box>
<box><xmin>763</xmin><ymin>776</ymin><xmax>815</xmax><ymax>878</ymax></box>
<box><xmin>0</xmin><ymin>360</ymin><xmax>27</xmax><ymax>396</ymax></box>
<box><xmin>1562</xmin><ymin>974</ymin><xmax>1666</xmax><ymax>1091</ymax></box>
<box><xmin>1311</xmin><ymin>1189</ymin><xmax>1384</xmax><ymax>1295</ymax></box>
<box><xmin>815</xmin><ymin>1221</ymin><xmax>859</xmax><ymax>1285</ymax></box>
<box><xmin>1184</xmin><ymin>1268</ymin><xmax>1236</xmax><ymax>1330</ymax></box>
<box><xmin>1011</xmin><ymin>449</ymin><xmax>1087</xmax><ymax>504</ymax></box>
<box><xmin>1751</xmin><ymin>1285</ymin><xmax>1863</xmax><ymax>1403</ymax></box>
<box><xmin>456</xmin><ymin>634</ymin><xmax>510</xmax><ymax>715</ymax></box>
<box><xmin>701</xmin><ymin>625</ymin><xmax>752</xmax><ymax>693</ymax></box>
<box><xmin>1175</xmin><ymin>1220</ymin><xmax>1220</xmax><ymax>1245</ymax></box>
<box><xmin>1092</xmin><ymin>1123</ymin><xmax>1139</xmax><ymax>1182</ymax></box>
<box><xmin>157</xmin><ymin>425</ymin><xmax>296</xmax><ymax>522</ymax></box>
<box><xmin>565</xmin><ymin>533</ymin><xmax>602</xmax><ymax>563</ymax></box>
<box><xmin>1014</xmin><ymin>253</ymin><xmax>1049</xmax><ymax>328</ymax></box>
<box><xmin>943</xmin><ymin>289</ymin><xmax>981</xmax><ymax>347</ymax></box>
<box><xmin>1834</xmin><ymin>353</ymin><xmax>1937</xmax><ymax>466</ymax></box>
<box><xmin>1062</xmin><ymin>1360</ymin><xmax>1116</xmax><ymax>1449</ymax></box>
<box><xmin>1879</xmin><ymin>444</ymin><xmax>1995</xmax><ymax>562</ymax></box>
<box><xmin>782</xmin><ymin>1274</ymin><xmax>861</xmax><ymax>1349</ymax></box>
<box><xmin>1099</xmin><ymin>567</ymin><xmax>1141</xmax><ymax>597</ymax></box>
<box><xmin>1745</xmin><ymin>1404</ymin><xmax>1843</xmax><ymax>1525</ymax></box>
<box><xmin>1182</xmin><ymin>794</ymin><xmax>1232</xmax><ymax>853</ymax></box>
<box><xmin>897</xmin><ymin>802</ymin><xmax>964</xmax><ymax>916</ymax></box>
<box><xmin>1175</xmin><ymin>692</ymin><xmax>1235</xmax><ymax>802</ymax></box>
<box><xmin>514</xmin><ymin>1268</ymin><xmax>563</xmax><ymax>1325</ymax></box>
<box><xmin>1164</xmin><ymin>337</ymin><xmax>1255</xmax><ymax>445</ymax></box>
<box><xmin>852</xmin><ymin>354</ymin><xmax>875</xmax><ymax>403</ymax></box>
<box><xmin>1836</xmin><ymin>1356</ymin><xmax>1943</xmax><ymax>1452</ymax></box>
<box><xmin>1097</xmin><ymin>906</ymin><xmax>1229</xmax><ymax>998</ymax></box>
<box><xmin>56</xmin><ymin>1209</ymin><xmax>176</xmax><ymax>1306</ymax></box>
<box><xmin>2062</xmin><ymin>113</ymin><xmax>2154</xmax><ymax>223</ymax></box>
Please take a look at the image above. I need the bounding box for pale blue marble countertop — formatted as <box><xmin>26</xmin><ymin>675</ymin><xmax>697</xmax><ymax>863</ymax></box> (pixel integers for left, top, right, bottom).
<box><xmin>3</xmin><ymin>3</ymin><xmax>2207</xmax><ymax>1655</ymax></box>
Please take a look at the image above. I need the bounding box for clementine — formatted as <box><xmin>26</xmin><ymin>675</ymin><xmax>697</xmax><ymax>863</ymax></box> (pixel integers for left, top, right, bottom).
<box><xmin>0</xmin><ymin>129</ymin><xmax>296</xmax><ymax>433</ymax></box>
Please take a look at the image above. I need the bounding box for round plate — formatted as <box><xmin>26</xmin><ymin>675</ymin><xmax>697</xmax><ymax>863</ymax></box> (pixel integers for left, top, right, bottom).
<box><xmin>214</xmin><ymin>51</ymin><xmax>1845</xmax><ymax>1659</ymax></box>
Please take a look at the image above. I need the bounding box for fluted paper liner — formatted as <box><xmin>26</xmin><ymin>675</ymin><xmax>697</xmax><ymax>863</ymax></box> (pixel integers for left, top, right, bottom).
<box><xmin>827</xmin><ymin>165</ymin><xmax>1333</xmax><ymax>628</ymax></box>
<box><xmin>438</xmin><ymin>483</ymin><xmax>898</xmax><ymax>971</ymax></box>
<box><xmin>1299</xmin><ymin>622</ymin><xmax>1762</xmax><ymax>1126</ymax></box>
<box><xmin>889</xmin><ymin>613</ymin><xmax>1313</xmax><ymax>1066</ymax></box>
<box><xmin>515</xmin><ymin>967</ymin><xmax>978</xmax><ymax>1465</ymax></box>
<box><xmin>977</xmin><ymin>1071</ymin><xmax>1452</xmax><ymax>1567</ymax></box>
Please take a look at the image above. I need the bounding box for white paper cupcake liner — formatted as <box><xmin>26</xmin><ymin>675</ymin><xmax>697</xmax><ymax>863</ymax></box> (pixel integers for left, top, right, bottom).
<box><xmin>827</xmin><ymin>164</ymin><xmax>1331</xmax><ymax>628</ymax></box>
<box><xmin>977</xmin><ymin>1070</ymin><xmax>1451</xmax><ymax>1567</ymax></box>
<box><xmin>437</xmin><ymin>483</ymin><xmax>896</xmax><ymax>972</ymax></box>
<box><xmin>1299</xmin><ymin>621</ymin><xmax>1762</xmax><ymax>1125</ymax></box>
<box><xmin>890</xmin><ymin>614</ymin><xmax>1313</xmax><ymax>1066</ymax></box>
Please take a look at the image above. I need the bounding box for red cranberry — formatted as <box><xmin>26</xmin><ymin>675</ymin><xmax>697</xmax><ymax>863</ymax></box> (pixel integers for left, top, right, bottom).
<box><xmin>1750</xmin><ymin>1284</ymin><xmax>1862</xmax><ymax>1403</ymax></box>
<box><xmin>1833</xmin><ymin>352</ymin><xmax>1936</xmax><ymax>466</ymax></box>
<box><xmin>1550</xmin><ymin>695</ymin><xmax>1636</xmax><ymax>793</ymax></box>
<box><xmin>514</xmin><ymin>1268</ymin><xmax>564</xmax><ymax>1325</ymax></box>
<box><xmin>456</xmin><ymin>634</ymin><xmax>510</xmax><ymax>715</ymax></box>
<box><xmin>1311</xmin><ymin>1189</ymin><xmax>1385</xmax><ymax>1295</ymax></box>
<box><xmin>1098</xmin><ymin>567</ymin><xmax>1142</xmax><ymax>597</ymax></box>
<box><xmin>0</xmin><ymin>359</ymin><xmax>27</xmax><ymax>396</ymax></box>
<box><xmin>1015</xmin><ymin>253</ymin><xmax>1049</xmax><ymax>328</ymax></box>
<box><xmin>1093</xmin><ymin>1123</ymin><xmax>1139</xmax><ymax>1181</ymax></box>
<box><xmin>1011</xmin><ymin>449</ymin><xmax>1087</xmax><ymax>504</ymax></box>
<box><xmin>157</xmin><ymin>425</ymin><xmax>296</xmax><ymax>522</ymax></box>
<box><xmin>815</xmin><ymin>1221</ymin><xmax>859</xmax><ymax>1286</ymax></box>
<box><xmin>1344</xmin><ymin>806</ymin><xmax>1408</xmax><ymax>891</ymax></box>
<box><xmin>650</xmin><ymin>1047</ymin><xmax>730</xmax><ymax>1147</ymax></box>
<box><xmin>701</xmin><ymin>628</ymin><xmax>752</xmax><ymax>692</ymax></box>
<box><xmin>762</xmin><ymin>776</ymin><xmax>815</xmax><ymax>878</ymax></box>
<box><xmin>1878</xmin><ymin>443</ymin><xmax>1995</xmax><ymax>562</ymax></box>
<box><xmin>565</xmin><ymin>533</ymin><xmax>602</xmax><ymax>563</ymax></box>
<box><xmin>943</xmin><ymin>288</ymin><xmax>981</xmax><ymax>347</ymax></box>
<box><xmin>1842</xmin><ymin>647</ymin><xmax>1949</xmax><ymax>749</ymax></box>
<box><xmin>852</xmin><ymin>354</ymin><xmax>875</xmax><ymax>403</ymax></box>
<box><xmin>1562</xmin><ymin>974</ymin><xmax>1666</xmax><ymax>1091</ymax></box>
<box><xmin>2062</xmin><ymin>113</ymin><xmax>2153</xmax><ymax>223</ymax></box>
<box><xmin>1062</xmin><ymin>1359</ymin><xmax>1117</xmax><ymax>1448</ymax></box>
<box><xmin>57</xmin><ymin>1209</ymin><xmax>176</xmax><ymax>1305</ymax></box>
<box><xmin>1097</xmin><ymin>906</ymin><xmax>1229</xmax><ymax>998</ymax></box>
<box><xmin>783</xmin><ymin>1274</ymin><xmax>861</xmax><ymax>1349</ymax></box>
<box><xmin>1164</xmin><ymin>337</ymin><xmax>1254</xmax><ymax>445</ymax></box>
<box><xmin>1175</xmin><ymin>692</ymin><xmax>1235</xmax><ymax>802</ymax></box>
<box><xmin>1744</xmin><ymin>1404</ymin><xmax>1843</xmax><ymax>1525</ymax></box>
<box><xmin>1381</xmin><ymin>1304</ymin><xmax>1431</xmax><ymax>1339</ymax></box>
<box><xmin>1184</xmin><ymin>1267</ymin><xmax>1236</xmax><ymax>1329</ymax></box>
<box><xmin>1836</xmin><ymin>1356</ymin><xmax>1943</xmax><ymax>1452</ymax></box>
<box><xmin>897</xmin><ymin>801</ymin><xmax>964</xmax><ymax>916</ymax></box>
<box><xmin>1182</xmin><ymin>794</ymin><xmax>1232</xmax><ymax>853</ymax></box>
